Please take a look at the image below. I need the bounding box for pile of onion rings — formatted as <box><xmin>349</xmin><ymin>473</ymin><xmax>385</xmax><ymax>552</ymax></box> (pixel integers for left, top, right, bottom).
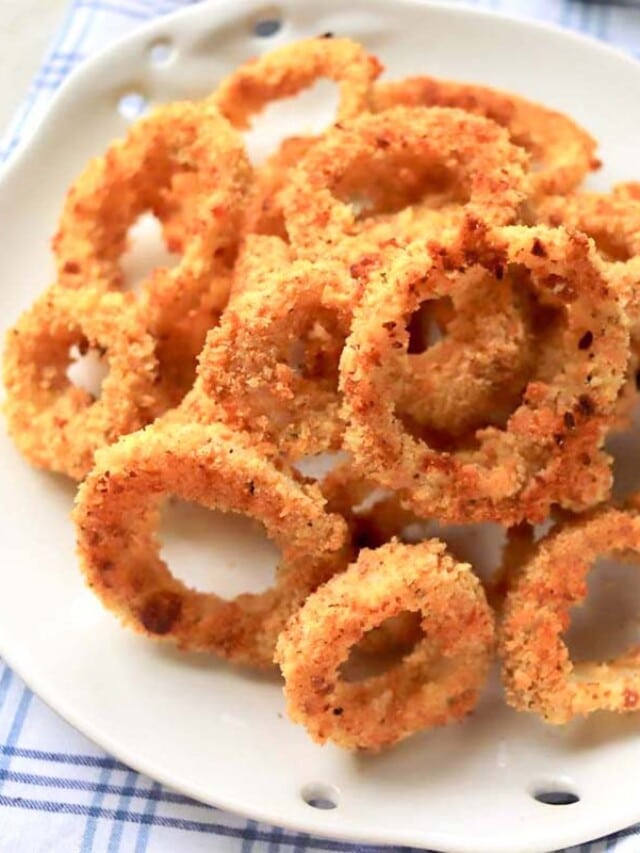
<box><xmin>4</xmin><ymin>35</ymin><xmax>640</xmax><ymax>750</ymax></box>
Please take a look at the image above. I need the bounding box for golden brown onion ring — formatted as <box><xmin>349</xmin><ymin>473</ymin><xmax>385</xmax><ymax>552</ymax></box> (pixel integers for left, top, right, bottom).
<box><xmin>500</xmin><ymin>507</ymin><xmax>640</xmax><ymax>723</ymax></box>
<box><xmin>211</xmin><ymin>38</ymin><xmax>381</xmax><ymax>240</ymax></box>
<box><xmin>228</xmin><ymin>231</ymin><xmax>536</xmax><ymax>450</ymax></box>
<box><xmin>3</xmin><ymin>287</ymin><xmax>161</xmax><ymax>480</ymax></box>
<box><xmin>276</xmin><ymin>539</ymin><xmax>495</xmax><ymax>750</ymax></box>
<box><xmin>74</xmin><ymin>421</ymin><xmax>350</xmax><ymax>668</ymax></box>
<box><xmin>340</xmin><ymin>223</ymin><xmax>629</xmax><ymax>525</ymax></box>
<box><xmin>54</xmin><ymin>101</ymin><xmax>248</xmax><ymax>293</ymax></box>
<box><xmin>536</xmin><ymin>190</ymin><xmax>640</xmax><ymax>336</ymax></box>
<box><xmin>195</xmin><ymin>257</ymin><xmax>352</xmax><ymax>457</ymax></box>
<box><xmin>212</xmin><ymin>36</ymin><xmax>382</xmax><ymax>130</ymax></box>
<box><xmin>53</xmin><ymin>101</ymin><xmax>251</xmax><ymax>397</ymax></box>
<box><xmin>373</xmin><ymin>76</ymin><xmax>599</xmax><ymax>197</ymax></box>
<box><xmin>282</xmin><ymin>106</ymin><xmax>530</xmax><ymax>259</ymax></box>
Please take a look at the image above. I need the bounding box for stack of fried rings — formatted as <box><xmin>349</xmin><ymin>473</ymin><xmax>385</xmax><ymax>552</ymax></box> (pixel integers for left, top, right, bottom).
<box><xmin>4</xmin><ymin>36</ymin><xmax>640</xmax><ymax>751</ymax></box>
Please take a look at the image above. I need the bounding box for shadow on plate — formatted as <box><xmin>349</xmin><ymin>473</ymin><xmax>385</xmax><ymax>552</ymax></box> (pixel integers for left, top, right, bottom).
<box><xmin>562</xmin><ymin>710</ymin><xmax>640</xmax><ymax>751</ymax></box>
<box><xmin>151</xmin><ymin>641</ymin><xmax>282</xmax><ymax>686</ymax></box>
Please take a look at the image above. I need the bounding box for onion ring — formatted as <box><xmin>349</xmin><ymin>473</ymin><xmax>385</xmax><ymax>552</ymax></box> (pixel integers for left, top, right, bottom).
<box><xmin>535</xmin><ymin>190</ymin><xmax>640</xmax><ymax>428</ymax></box>
<box><xmin>212</xmin><ymin>38</ymin><xmax>382</xmax><ymax>240</ymax></box>
<box><xmin>282</xmin><ymin>106</ymin><xmax>530</xmax><ymax>259</ymax></box>
<box><xmin>74</xmin><ymin>421</ymin><xmax>350</xmax><ymax>668</ymax></box>
<box><xmin>536</xmin><ymin>190</ymin><xmax>640</xmax><ymax>335</ymax></box>
<box><xmin>340</xmin><ymin>223</ymin><xmax>629</xmax><ymax>524</ymax></box>
<box><xmin>195</xmin><ymin>257</ymin><xmax>352</xmax><ymax>457</ymax></box>
<box><xmin>500</xmin><ymin>507</ymin><xmax>640</xmax><ymax>723</ymax></box>
<box><xmin>275</xmin><ymin>539</ymin><xmax>495</xmax><ymax>750</ymax></box>
<box><xmin>3</xmin><ymin>286</ymin><xmax>161</xmax><ymax>480</ymax></box>
<box><xmin>212</xmin><ymin>36</ymin><xmax>382</xmax><ymax>130</ymax></box>
<box><xmin>373</xmin><ymin>76</ymin><xmax>599</xmax><ymax>196</ymax></box>
<box><xmin>53</xmin><ymin>101</ymin><xmax>251</xmax><ymax>397</ymax></box>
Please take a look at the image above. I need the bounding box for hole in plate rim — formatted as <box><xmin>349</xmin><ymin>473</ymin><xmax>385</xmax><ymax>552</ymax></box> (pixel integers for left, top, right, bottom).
<box><xmin>301</xmin><ymin>781</ymin><xmax>340</xmax><ymax>810</ymax></box>
<box><xmin>252</xmin><ymin>7</ymin><xmax>284</xmax><ymax>38</ymax></box>
<box><xmin>148</xmin><ymin>37</ymin><xmax>175</xmax><ymax>66</ymax></box>
<box><xmin>117</xmin><ymin>90</ymin><xmax>149</xmax><ymax>122</ymax></box>
<box><xmin>530</xmin><ymin>778</ymin><xmax>581</xmax><ymax>807</ymax></box>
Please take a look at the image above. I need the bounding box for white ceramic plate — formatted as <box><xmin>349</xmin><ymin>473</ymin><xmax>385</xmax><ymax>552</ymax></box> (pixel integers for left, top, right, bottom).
<box><xmin>2</xmin><ymin>2</ymin><xmax>640</xmax><ymax>851</ymax></box>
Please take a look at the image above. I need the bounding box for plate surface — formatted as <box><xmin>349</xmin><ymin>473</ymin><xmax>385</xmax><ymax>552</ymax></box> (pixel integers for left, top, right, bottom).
<box><xmin>2</xmin><ymin>2</ymin><xmax>640</xmax><ymax>851</ymax></box>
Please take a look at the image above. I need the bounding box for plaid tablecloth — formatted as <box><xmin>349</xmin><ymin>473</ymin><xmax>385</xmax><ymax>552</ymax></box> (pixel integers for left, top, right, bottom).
<box><xmin>2</xmin><ymin>1</ymin><xmax>640</xmax><ymax>851</ymax></box>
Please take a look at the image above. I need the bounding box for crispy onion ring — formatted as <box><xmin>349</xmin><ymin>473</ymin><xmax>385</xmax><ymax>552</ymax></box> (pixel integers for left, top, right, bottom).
<box><xmin>537</xmin><ymin>191</ymin><xmax>640</xmax><ymax>261</ymax></box>
<box><xmin>212</xmin><ymin>36</ymin><xmax>382</xmax><ymax>130</ymax></box>
<box><xmin>74</xmin><ymin>421</ymin><xmax>350</xmax><ymax>668</ymax></box>
<box><xmin>340</xmin><ymin>223</ymin><xmax>629</xmax><ymax>525</ymax></box>
<box><xmin>535</xmin><ymin>190</ymin><xmax>640</xmax><ymax>428</ymax></box>
<box><xmin>395</xmin><ymin>264</ymin><xmax>536</xmax><ymax>438</ymax></box>
<box><xmin>276</xmin><ymin>539</ymin><xmax>495</xmax><ymax>750</ymax></box>
<box><xmin>500</xmin><ymin>507</ymin><xmax>640</xmax><ymax>723</ymax></box>
<box><xmin>3</xmin><ymin>287</ymin><xmax>160</xmax><ymax>480</ymax></box>
<box><xmin>212</xmin><ymin>38</ymin><xmax>381</xmax><ymax>239</ymax></box>
<box><xmin>282</xmin><ymin>106</ymin><xmax>529</xmax><ymax>259</ymax></box>
<box><xmin>373</xmin><ymin>76</ymin><xmax>599</xmax><ymax>197</ymax></box>
<box><xmin>194</xmin><ymin>257</ymin><xmax>352</xmax><ymax>457</ymax></box>
<box><xmin>54</xmin><ymin>101</ymin><xmax>248</xmax><ymax>291</ymax></box>
<box><xmin>53</xmin><ymin>101</ymin><xmax>251</xmax><ymax>396</ymax></box>
<box><xmin>168</xmin><ymin>39</ymin><xmax>382</xmax><ymax>245</ymax></box>
<box><xmin>536</xmin><ymin>190</ymin><xmax>640</xmax><ymax>335</ymax></box>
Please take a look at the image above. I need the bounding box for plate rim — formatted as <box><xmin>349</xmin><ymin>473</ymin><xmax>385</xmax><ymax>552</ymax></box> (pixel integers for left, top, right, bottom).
<box><xmin>3</xmin><ymin>0</ymin><xmax>640</xmax><ymax>186</ymax></box>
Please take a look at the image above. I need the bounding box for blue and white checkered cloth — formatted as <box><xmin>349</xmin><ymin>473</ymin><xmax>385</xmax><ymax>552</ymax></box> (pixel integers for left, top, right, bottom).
<box><xmin>2</xmin><ymin>1</ymin><xmax>640</xmax><ymax>850</ymax></box>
